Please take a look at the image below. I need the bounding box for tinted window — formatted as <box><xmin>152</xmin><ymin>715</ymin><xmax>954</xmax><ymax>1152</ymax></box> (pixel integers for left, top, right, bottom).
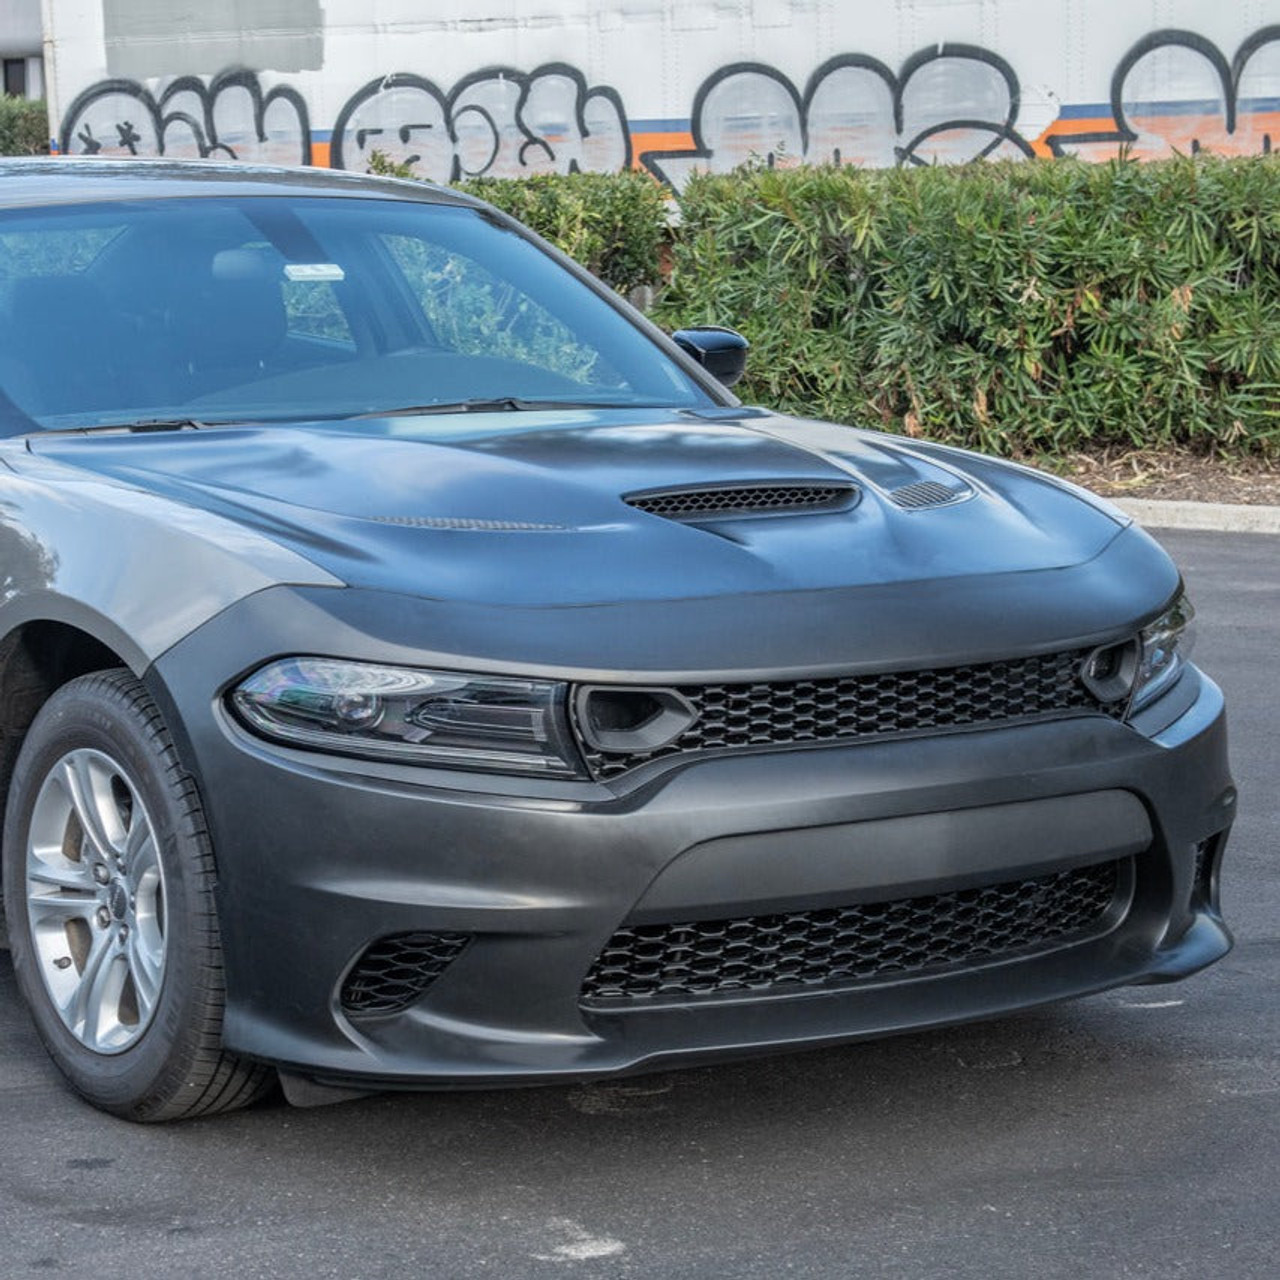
<box><xmin>0</xmin><ymin>195</ymin><xmax>713</xmax><ymax>433</ymax></box>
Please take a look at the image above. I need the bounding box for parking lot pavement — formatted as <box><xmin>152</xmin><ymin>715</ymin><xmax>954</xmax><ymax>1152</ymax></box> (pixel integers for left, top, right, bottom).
<box><xmin>1</xmin><ymin>528</ymin><xmax>1276</xmax><ymax>1280</ymax></box>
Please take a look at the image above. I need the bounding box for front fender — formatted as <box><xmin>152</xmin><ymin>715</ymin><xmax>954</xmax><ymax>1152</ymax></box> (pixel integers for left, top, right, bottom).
<box><xmin>0</xmin><ymin>445</ymin><xmax>341</xmax><ymax>664</ymax></box>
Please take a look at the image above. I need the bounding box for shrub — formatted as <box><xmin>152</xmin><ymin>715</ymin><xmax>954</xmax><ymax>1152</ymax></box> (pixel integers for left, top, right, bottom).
<box><xmin>453</xmin><ymin>171</ymin><xmax>668</xmax><ymax>296</ymax></box>
<box><xmin>653</xmin><ymin>155</ymin><xmax>1280</xmax><ymax>457</ymax></box>
<box><xmin>363</xmin><ymin>152</ymin><xmax>1279</xmax><ymax>457</ymax></box>
<box><xmin>0</xmin><ymin>98</ymin><xmax>49</xmax><ymax>156</ymax></box>
<box><xmin>367</xmin><ymin>152</ymin><xmax>668</xmax><ymax>296</ymax></box>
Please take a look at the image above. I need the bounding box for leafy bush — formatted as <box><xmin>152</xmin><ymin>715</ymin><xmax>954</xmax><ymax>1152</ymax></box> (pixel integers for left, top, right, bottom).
<box><xmin>452</xmin><ymin>172</ymin><xmax>668</xmax><ymax>297</ymax></box>
<box><xmin>653</xmin><ymin>155</ymin><xmax>1280</xmax><ymax>457</ymax></box>
<box><xmin>367</xmin><ymin>152</ymin><xmax>668</xmax><ymax>296</ymax></box>
<box><xmin>364</xmin><ymin>153</ymin><xmax>1279</xmax><ymax>457</ymax></box>
<box><xmin>0</xmin><ymin>98</ymin><xmax>49</xmax><ymax>156</ymax></box>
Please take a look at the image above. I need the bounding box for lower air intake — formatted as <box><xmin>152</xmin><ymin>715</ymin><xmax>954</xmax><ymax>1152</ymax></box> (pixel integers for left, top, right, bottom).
<box><xmin>341</xmin><ymin>931</ymin><xmax>470</xmax><ymax>1016</ymax></box>
<box><xmin>581</xmin><ymin>860</ymin><xmax>1124</xmax><ymax>1005</ymax></box>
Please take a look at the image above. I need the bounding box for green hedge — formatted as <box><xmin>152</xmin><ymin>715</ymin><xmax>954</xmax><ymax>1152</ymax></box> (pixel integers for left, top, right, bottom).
<box><xmin>654</xmin><ymin>156</ymin><xmax>1280</xmax><ymax>457</ymax></box>
<box><xmin>0</xmin><ymin>98</ymin><xmax>49</xmax><ymax>156</ymax></box>
<box><xmin>455</xmin><ymin>172</ymin><xmax>667</xmax><ymax>297</ymax></box>
<box><xmin>379</xmin><ymin>152</ymin><xmax>1280</xmax><ymax>457</ymax></box>
<box><xmin>368</xmin><ymin>154</ymin><xmax>667</xmax><ymax>296</ymax></box>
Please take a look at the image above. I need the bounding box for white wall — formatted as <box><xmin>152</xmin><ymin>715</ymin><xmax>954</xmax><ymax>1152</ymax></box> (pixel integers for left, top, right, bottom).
<box><xmin>0</xmin><ymin>0</ymin><xmax>43</xmax><ymax>55</ymax></box>
<box><xmin>39</xmin><ymin>0</ymin><xmax>1280</xmax><ymax>183</ymax></box>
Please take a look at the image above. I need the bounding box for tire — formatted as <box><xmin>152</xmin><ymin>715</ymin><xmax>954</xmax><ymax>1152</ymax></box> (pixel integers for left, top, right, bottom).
<box><xmin>2</xmin><ymin>669</ymin><xmax>272</xmax><ymax>1121</ymax></box>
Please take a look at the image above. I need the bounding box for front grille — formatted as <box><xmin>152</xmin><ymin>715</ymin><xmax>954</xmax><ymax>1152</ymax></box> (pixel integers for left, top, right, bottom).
<box><xmin>581</xmin><ymin>860</ymin><xmax>1123</xmax><ymax>1005</ymax></box>
<box><xmin>572</xmin><ymin>650</ymin><xmax>1126</xmax><ymax>780</ymax></box>
<box><xmin>340</xmin><ymin>931</ymin><xmax>470</xmax><ymax>1016</ymax></box>
<box><xmin>625</xmin><ymin>483</ymin><xmax>856</xmax><ymax>520</ymax></box>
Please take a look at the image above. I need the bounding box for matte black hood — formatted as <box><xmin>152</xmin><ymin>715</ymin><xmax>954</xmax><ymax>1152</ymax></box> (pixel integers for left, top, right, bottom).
<box><xmin>32</xmin><ymin>407</ymin><xmax>1134</xmax><ymax>607</ymax></box>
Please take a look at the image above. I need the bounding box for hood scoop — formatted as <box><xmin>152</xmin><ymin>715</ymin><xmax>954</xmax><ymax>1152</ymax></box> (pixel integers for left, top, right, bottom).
<box><xmin>625</xmin><ymin>480</ymin><xmax>859</xmax><ymax>522</ymax></box>
<box><xmin>888</xmin><ymin>479</ymin><xmax>973</xmax><ymax>510</ymax></box>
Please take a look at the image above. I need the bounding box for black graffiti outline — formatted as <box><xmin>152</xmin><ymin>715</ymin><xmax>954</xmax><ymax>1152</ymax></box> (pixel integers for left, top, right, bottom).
<box><xmin>638</xmin><ymin>62</ymin><xmax>791</xmax><ymax>183</ymax></box>
<box><xmin>899</xmin><ymin>120</ymin><xmax>1033</xmax><ymax>166</ymax></box>
<box><xmin>1047</xmin><ymin>26</ymin><xmax>1280</xmax><ymax>157</ymax></box>
<box><xmin>59</xmin><ymin>66</ymin><xmax>312</xmax><ymax>163</ymax></box>
<box><xmin>331</xmin><ymin>62</ymin><xmax>631</xmax><ymax>177</ymax></box>
<box><xmin>331</xmin><ymin>72</ymin><xmax>465</xmax><ymax>173</ymax></box>
<box><xmin>641</xmin><ymin>43</ymin><xmax>1030</xmax><ymax>186</ymax></box>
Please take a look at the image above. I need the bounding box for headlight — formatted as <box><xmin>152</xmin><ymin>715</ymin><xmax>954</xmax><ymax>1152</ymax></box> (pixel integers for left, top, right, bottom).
<box><xmin>231</xmin><ymin>657</ymin><xmax>585</xmax><ymax>778</ymax></box>
<box><xmin>1130</xmin><ymin>592</ymin><xmax>1196</xmax><ymax>712</ymax></box>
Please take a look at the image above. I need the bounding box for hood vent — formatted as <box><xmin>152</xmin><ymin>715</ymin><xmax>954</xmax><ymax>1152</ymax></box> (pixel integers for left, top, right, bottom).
<box><xmin>626</xmin><ymin>481</ymin><xmax>859</xmax><ymax>522</ymax></box>
<box><xmin>369</xmin><ymin>515</ymin><xmax>568</xmax><ymax>531</ymax></box>
<box><xmin>888</xmin><ymin>480</ymin><xmax>972</xmax><ymax>510</ymax></box>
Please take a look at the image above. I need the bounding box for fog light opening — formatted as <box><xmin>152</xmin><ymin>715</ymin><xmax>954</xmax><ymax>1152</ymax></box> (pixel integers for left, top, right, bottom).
<box><xmin>1080</xmin><ymin>638</ymin><xmax>1141</xmax><ymax>704</ymax></box>
<box><xmin>574</xmin><ymin>686</ymin><xmax>698</xmax><ymax>753</ymax></box>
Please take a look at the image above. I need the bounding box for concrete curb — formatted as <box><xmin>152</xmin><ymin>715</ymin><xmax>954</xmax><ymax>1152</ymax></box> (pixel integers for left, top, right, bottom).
<box><xmin>1115</xmin><ymin>497</ymin><xmax>1280</xmax><ymax>534</ymax></box>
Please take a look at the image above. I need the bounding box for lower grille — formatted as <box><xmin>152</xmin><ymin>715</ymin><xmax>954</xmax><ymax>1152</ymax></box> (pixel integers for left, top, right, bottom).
<box><xmin>340</xmin><ymin>931</ymin><xmax>470</xmax><ymax>1016</ymax></box>
<box><xmin>572</xmin><ymin>649</ymin><xmax>1127</xmax><ymax>780</ymax></box>
<box><xmin>1191</xmin><ymin>836</ymin><xmax>1220</xmax><ymax>908</ymax></box>
<box><xmin>581</xmin><ymin>861</ymin><xmax>1123</xmax><ymax>1005</ymax></box>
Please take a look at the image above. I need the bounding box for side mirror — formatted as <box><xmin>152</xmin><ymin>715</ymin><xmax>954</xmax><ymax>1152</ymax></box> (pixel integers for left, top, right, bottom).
<box><xmin>672</xmin><ymin>325</ymin><xmax>749</xmax><ymax>388</ymax></box>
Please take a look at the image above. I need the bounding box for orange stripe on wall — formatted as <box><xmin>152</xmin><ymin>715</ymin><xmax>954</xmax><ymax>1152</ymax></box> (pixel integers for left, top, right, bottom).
<box><xmin>1031</xmin><ymin>117</ymin><xmax>1114</xmax><ymax>156</ymax></box>
<box><xmin>304</xmin><ymin>115</ymin><xmax>1277</xmax><ymax>173</ymax></box>
<box><xmin>1035</xmin><ymin>111</ymin><xmax>1280</xmax><ymax>158</ymax></box>
<box><xmin>628</xmin><ymin>131</ymin><xmax>696</xmax><ymax>167</ymax></box>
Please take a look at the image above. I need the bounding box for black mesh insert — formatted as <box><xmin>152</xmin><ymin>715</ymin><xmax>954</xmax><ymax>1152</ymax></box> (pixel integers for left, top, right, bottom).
<box><xmin>582</xmin><ymin>861</ymin><xmax>1123</xmax><ymax>1005</ymax></box>
<box><xmin>890</xmin><ymin>479</ymin><xmax>970</xmax><ymax>509</ymax></box>
<box><xmin>572</xmin><ymin>650</ymin><xmax>1126</xmax><ymax>780</ymax></box>
<box><xmin>341</xmin><ymin>931</ymin><xmax>470</xmax><ymax>1016</ymax></box>
<box><xmin>626</xmin><ymin>484</ymin><xmax>856</xmax><ymax>520</ymax></box>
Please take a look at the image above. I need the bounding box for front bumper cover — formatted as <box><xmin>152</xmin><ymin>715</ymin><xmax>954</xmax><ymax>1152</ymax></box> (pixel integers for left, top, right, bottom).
<box><xmin>149</xmin><ymin>586</ymin><xmax>1235</xmax><ymax>1091</ymax></box>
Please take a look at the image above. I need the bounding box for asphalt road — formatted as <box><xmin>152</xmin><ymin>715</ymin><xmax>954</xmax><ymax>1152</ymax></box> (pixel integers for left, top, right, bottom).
<box><xmin>1</xmin><ymin>528</ymin><xmax>1276</xmax><ymax>1280</ymax></box>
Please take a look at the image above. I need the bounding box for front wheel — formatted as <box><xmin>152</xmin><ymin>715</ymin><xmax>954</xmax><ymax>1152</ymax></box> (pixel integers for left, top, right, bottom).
<box><xmin>3</xmin><ymin>670</ymin><xmax>271</xmax><ymax>1120</ymax></box>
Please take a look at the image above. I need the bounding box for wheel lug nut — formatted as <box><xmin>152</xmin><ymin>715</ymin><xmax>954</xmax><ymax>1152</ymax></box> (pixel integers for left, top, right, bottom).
<box><xmin>117</xmin><ymin>925</ymin><xmax>129</xmax><ymax>944</ymax></box>
<box><xmin>54</xmin><ymin>956</ymin><xmax>72</xmax><ymax>970</ymax></box>
<box><xmin>92</xmin><ymin>863</ymin><xmax>110</xmax><ymax>884</ymax></box>
<box><xmin>96</xmin><ymin>906</ymin><xmax>111</xmax><ymax>928</ymax></box>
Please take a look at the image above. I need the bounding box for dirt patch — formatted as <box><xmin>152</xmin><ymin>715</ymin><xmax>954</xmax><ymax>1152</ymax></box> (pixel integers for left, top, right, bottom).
<box><xmin>1042</xmin><ymin>448</ymin><xmax>1280</xmax><ymax>506</ymax></box>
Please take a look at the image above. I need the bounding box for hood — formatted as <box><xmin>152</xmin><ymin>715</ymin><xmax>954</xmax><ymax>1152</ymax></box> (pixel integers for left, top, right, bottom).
<box><xmin>30</xmin><ymin>407</ymin><xmax>1129</xmax><ymax>608</ymax></box>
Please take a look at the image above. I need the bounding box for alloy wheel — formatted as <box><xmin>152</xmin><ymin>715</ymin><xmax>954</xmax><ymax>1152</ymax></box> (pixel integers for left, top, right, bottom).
<box><xmin>24</xmin><ymin>747</ymin><xmax>168</xmax><ymax>1054</ymax></box>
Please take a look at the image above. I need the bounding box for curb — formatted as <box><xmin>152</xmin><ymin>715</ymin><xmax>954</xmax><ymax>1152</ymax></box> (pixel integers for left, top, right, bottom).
<box><xmin>1115</xmin><ymin>497</ymin><xmax>1280</xmax><ymax>535</ymax></box>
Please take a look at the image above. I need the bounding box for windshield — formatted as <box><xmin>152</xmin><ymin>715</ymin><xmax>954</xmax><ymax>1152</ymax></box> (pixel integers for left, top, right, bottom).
<box><xmin>0</xmin><ymin>195</ymin><xmax>717</xmax><ymax>434</ymax></box>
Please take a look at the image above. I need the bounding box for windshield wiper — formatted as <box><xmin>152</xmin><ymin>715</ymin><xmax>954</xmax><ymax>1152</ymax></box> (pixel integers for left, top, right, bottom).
<box><xmin>354</xmin><ymin>397</ymin><xmax>650</xmax><ymax>419</ymax></box>
<box><xmin>38</xmin><ymin>419</ymin><xmax>211</xmax><ymax>436</ymax></box>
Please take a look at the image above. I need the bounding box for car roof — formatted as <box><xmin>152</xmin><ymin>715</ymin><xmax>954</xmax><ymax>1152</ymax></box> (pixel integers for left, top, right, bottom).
<box><xmin>0</xmin><ymin>157</ymin><xmax>484</xmax><ymax>211</ymax></box>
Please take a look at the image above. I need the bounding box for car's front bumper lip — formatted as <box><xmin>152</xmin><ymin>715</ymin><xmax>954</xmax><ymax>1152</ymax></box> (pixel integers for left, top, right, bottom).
<box><xmin>152</xmin><ymin>610</ymin><xmax>1235</xmax><ymax>1089</ymax></box>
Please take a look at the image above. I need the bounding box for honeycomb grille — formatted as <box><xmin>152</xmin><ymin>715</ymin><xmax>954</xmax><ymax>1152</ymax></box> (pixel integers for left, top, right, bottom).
<box><xmin>340</xmin><ymin>931</ymin><xmax>470</xmax><ymax>1016</ymax></box>
<box><xmin>626</xmin><ymin>483</ymin><xmax>856</xmax><ymax>520</ymax></box>
<box><xmin>581</xmin><ymin>860</ymin><xmax>1123</xmax><ymax>1005</ymax></box>
<box><xmin>572</xmin><ymin>649</ymin><xmax>1125</xmax><ymax>780</ymax></box>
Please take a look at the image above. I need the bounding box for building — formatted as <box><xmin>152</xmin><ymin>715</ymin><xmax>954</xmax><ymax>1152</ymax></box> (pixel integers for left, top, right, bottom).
<box><xmin>0</xmin><ymin>0</ymin><xmax>43</xmax><ymax>99</ymax></box>
<box><xmin>29</xmin><ymin>1</ymin><xmax>1280</xmax><ymax>183</ymax></box>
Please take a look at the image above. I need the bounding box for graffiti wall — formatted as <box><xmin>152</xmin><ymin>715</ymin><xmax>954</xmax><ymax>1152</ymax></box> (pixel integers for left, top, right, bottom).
<box><xmin>42</xmin><ymin>1</ymin><xmax>1280</xmax><ymax>187</ymax></box>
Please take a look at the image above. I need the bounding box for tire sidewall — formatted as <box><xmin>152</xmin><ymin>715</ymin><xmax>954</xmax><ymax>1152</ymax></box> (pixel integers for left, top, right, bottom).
<box><xmin>3</xmin><ymin>675</ymin><xmax>214</xmax><ymax>1115</ymax></box>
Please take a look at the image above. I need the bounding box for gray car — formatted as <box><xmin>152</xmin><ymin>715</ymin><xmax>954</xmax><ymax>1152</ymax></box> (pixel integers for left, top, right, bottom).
<box><xmin>0</xmin><ymin>158</ymin><xmax>1233</xmax><ymax>1120</ymax></box>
